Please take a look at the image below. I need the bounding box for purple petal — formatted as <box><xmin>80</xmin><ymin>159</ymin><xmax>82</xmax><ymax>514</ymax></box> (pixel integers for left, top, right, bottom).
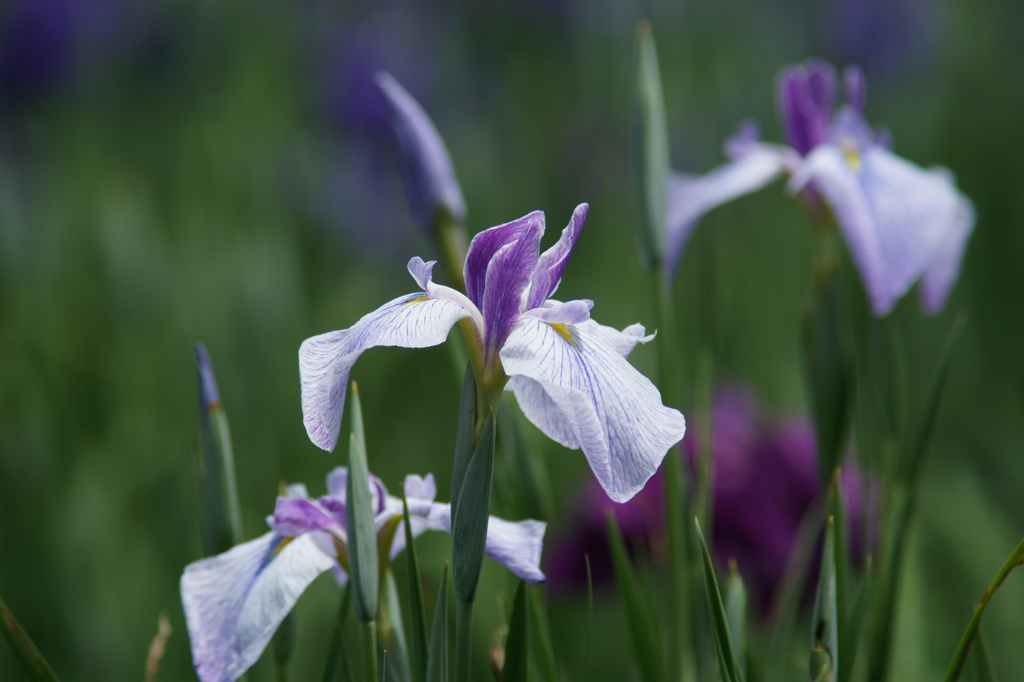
<box><xmin>790</xmin><ymin>143</ymin><xmax>961</xmax><ymax>316</ymax></box>
<box><xmin>525</xmin><ymin>204</ymin><xmax>588</xmax><ymax>311</ymax></box>
<box><xmin>407</xmin><ymin>257</ymin><xmax>436</xmax><ymax>291</ymax></box>
<box><xmin>501</xmin><ymin>317</ymin><xmax>686</xmax><ymax>503</ymax></box>
<box><xmin>665</xmin><ymin>143</ymin><xmax>790</xmax><ymax>276</ymax></box>
<box><xmin>195</xmin><ymin>343</ymin><xmax>221</xmax><ymax>408</ymax></box>
<box><xmin>181</xmin><ymin>532</ymin><xmax>335</xmax><ymax>682</ymax></box>
<box><xmin>480</xmin><ymin>214</ymin><xmax>544</xmax><ymax>355</ymax></box>
<box><xmin>299</xmin><ymin>293</ymin><xmax>471</xmax><ymax>451</ymax></box>
<box><xmin>323</xmin><ymin>466</ymin><xmax>389</xmax><ymax>516</ymax></box>
<box><xmin>920</xmin><ymin>176</ymin><xmax>975</xmax><ymax>313</ymax></box>
<box><xmin>266</xmin><ymin>498</ymin><xmax>337</xmax><ymax>537</ymax></box>
<box><xmin>375</xmin><ymin>71</ymin><xmax>466</xmax><ymax>233</ymax></box>
<box><xmin>463</xmin><ymin>211</ymin><xmax>544</xmax><ymax>310</ymax></box>
<box><xmin>777</xmin><ymin>59</ymin><xmax>838</xmax><ymax>156</ymax></box>
<box><xmin>843</xmin><ymin>66</ymin><xmax>867</xmax><ymax>112</ymax></box>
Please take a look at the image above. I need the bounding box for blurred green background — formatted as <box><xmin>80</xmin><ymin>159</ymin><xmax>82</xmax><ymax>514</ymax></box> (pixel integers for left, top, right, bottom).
<box><xmin>1</xmin><ymin>0</ymin><xmax>1023</xmax><ymax>679</ymax></box>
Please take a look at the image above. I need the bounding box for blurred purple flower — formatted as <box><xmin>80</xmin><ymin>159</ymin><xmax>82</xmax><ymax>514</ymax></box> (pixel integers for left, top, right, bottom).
<box><xmin>666</xmin><ymin>58</ymin><xmax>974</xmax><ymax>317</ymax></box>
<box><xmin>547</xmin><ymin>384</ymin><xmax>877</xmax><ymax>614</ymax></box>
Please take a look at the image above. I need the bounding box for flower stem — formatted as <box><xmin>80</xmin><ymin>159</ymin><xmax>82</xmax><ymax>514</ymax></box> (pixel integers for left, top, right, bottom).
<box><xmin>455</xmin><ymin>598</ymin><xmax>474</xmax><ymax>682</ymax></box>
<box><xmin>942</xmin><ymin>536</ymin><xmax>1024</xmax><ymax>682</ymax></box>
<box><xmin>361</xmin><ymin>619</ymin><xmax>379</xmax><ymax>682</ymax></box>
<box><xmin>434</xmin><ymin>211</ymin><xmax>467</xmax><ymax>291</ymax></box>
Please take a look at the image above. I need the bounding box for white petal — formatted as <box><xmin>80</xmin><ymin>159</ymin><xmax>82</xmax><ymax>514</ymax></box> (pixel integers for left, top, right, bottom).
<box><xmin>575</xmin><ymin>319</ymin><xmax>654</xmax><ymax>358</ymax></box>
<box><xmin>181</xmin><ymin>533</ymin><xmax>335</xmax><ymax>682</ymax></box>
<box><xmin>790</xmin><ymin>143</ymin><xmax>961</xmax><ymax>316</ymax></box>
<box><xmin>300</xmin><ymin>294</ymin><xmax>470</xmax><ymax>451</ymax></box>
<box><xmin>666</xmin><ymin>144</ymin><xmax>789</xmax><ymax>275</ymax></box>
<box><xmin>483</xmin><ymin>517</ymin><xmax>547</xmax><ymax>584</ymax></box>
<box><xmin>501</xmin><ymin>318</ymin><xmax>686</xmax><ymax>502</ymax></box>
<box><xmin>920</xmin><ymin>175</ymin><xmax>975</xmax><ymax>314</ymax></box>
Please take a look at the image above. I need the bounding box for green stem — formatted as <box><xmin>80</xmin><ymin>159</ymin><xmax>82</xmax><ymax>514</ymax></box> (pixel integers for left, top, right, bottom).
<box><xmin>455</xmin><ymin>599</ymin><xmax>475</xmax><ymax>682</ymax></box>
<box><xmin>362</xmin><ymin>620</ymin><xmax>379</xmax><ymax>682</ymax></box>
<box><xmin>942</xmin><ymin>536</ymin><xmax>1024</xmax><ymax>682</ymax></box>
<box><xmin>434</xmin><ymin>212</ymin><xmax>467</xmax><ymax>291</ymax></box>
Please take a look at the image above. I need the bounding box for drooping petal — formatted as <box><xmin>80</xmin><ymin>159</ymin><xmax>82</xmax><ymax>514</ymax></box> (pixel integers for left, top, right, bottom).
<box><xmin>665</xmin><ymin>143</ymin><xmax>790</xmax><ymax>276</ymax></box>
<box><xmin>375</xmin><ymin>72</ymin><xmax>466</xmax><ymax>233</ymax></box>
<box><xmin>501</xmin><ymin>317</ymin><xmax>686</xmax><ymax>503</ymax></box>
<box><xmin>525</xmin><ymin>204</ymin><xmax>588</xmax><ymax>310</ymax></box>
<box><xmin>299</xmin><ymin>294</ymin><xmax>470</xmax><ymax>451</ymax></box>
<box><xmin>790</xmin><ymin>142</ymin><xmax>960</xmax><ymax>316</ymax></box>
<box><xmin>920</xmin><ymin>177</ymin><xmax>975</xmax><ymax>313</ymax></box>
<box><xmin>575</xmin><ymin>319</ymin><xmax>655</xmax><ymax>358</ymax></box>
<box><xmin>181</xmin><ymin>533</ymin><xmax>336</xmax><ymax>682</ymax></box>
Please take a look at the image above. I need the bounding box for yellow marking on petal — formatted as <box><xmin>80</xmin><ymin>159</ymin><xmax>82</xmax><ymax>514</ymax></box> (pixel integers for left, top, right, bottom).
<box><xmin>402</xmin><ymin>296</ymin><xmax>431</xmax><ymax>306</ymax></box>
<box><xmin>842</xmin><ymin>144</ymin><xmax>862</xmax><ymax>172</ymax></box>
<box><xmin>273</xmin><ymin>536</ymin><xmax>295</xmax><ymax>556</ymax></box>
<box><xmin>548</xmin><ymin>322</ymin><xmax>579</xmax><ymax>348</ymax></box>
<box><xmin>333</xmin><ymin>537</ymin><xmax>351</xmax><ymax>573</ymax></box>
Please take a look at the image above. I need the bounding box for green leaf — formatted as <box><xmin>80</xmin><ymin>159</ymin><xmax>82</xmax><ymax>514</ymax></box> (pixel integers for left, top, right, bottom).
<box><xmin>346</xmin><ymin>383</ymin><xmax>378</xmax><ymax>623</ymax></box>
<box><xmin>803</xmin><ymin>271</ymin><xmax>853</xmax><ymax>483</ymax></box>
<box><xmin>0</xmin><ymin>595</ymin><xmax>61</xmax><ymax>682</ymax></box>
<box><xmin>273</xmin><ymin>609</ymin><xmax>296</xmax><ymax>681</ymax></box>
<box><xmin>497</xmin><ymin>396</ymin><xmax>554</xmax><ymax>522</ymax></box>
<box><xmin>826</xmin><ymin>472</ymin><xmax>851</xmax><ymax>682</ymax></box>
<box><xmin>501</xmin><ymin>582</ymin><xmax>529</xmax><ymax>682</ymax></box>
<box><xmin>606</xmin><ymin>512</ymin><xmax>668</xmax><ymax>682</ymax></box>
<box><xmin>194</xmin><ymin>343</ymin><xmax>243</xmax><ymax>556</ymax></box>
<box><xmin>845</xmin><ymin>554</ymin><xmax>872</xmax><ymax>682</ymax></box>
<box><xmin>527</xmin><ymin>585</ymin><xmax>558</xmax><ymax>682</ymax></box>
<box><xmin>810</xmin><ymin>517</ymin><xmax>839</xmax><ymax>682</ymax></box>
<box><xmin>452</xmin><ymin>411</ymin><xmax>496</xmax><ymax>604</ymax></box>
<box><xmin>632</xmin><ymin>19</ymin><xmax>670</xmax><ymax>269</ymax></box>
<box><xmin>403</xmin><ymin>496</ymin><xmax>429</xmax><ymax>682</ymax></box>
<box><xmin>695</xmin><ymin>519</ymin><xmax>744</xmax><ymax>682</ymax></box>
<box><xmin>449</xmin><ymin>365</ymin><xmax>477</xmax><ymax>521</ymax></box>
<box><xmin>426</xmin><ymin>563</ymin><xmax>450</xmax><ymax>682</ymax></box>
<box><xmin>724</xmin><ymin>560</ymin><xmax>747</xmax><ymax>678</ymax></box>
<box><xmin>321</xmin><ymin>586</ymin><xmax>354</xmax><ymax>682</ymax></box>
<box><xmin>383</xmin><ymin>570</ymin><xmax>413</xmax><ymax>682</ymax></box>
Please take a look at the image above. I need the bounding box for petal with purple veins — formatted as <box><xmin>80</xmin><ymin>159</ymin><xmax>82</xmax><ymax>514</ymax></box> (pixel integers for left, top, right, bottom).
<box><xmin>299</xmin><ymin>293</ymin><xmax>470</xmax><ymax>451</ymax></box>
<box><xmin>463</xmin><ymin>211</ymin><xmax>544</xmax><ymax>310</ymax></box>
<box><xmin>500</xmin><ymin>317</ymin><xmax>686</xmax><ymax>503</ymax></box>
<box><xmin>181</xmin><ymin>532</ymin><xmax>336</xmax><ymax>682</ymax></box>
<box><xmin>525</xmin><ymin>204</ymin><xmax>588</xmax><ymax>310</ymax></box>
<box><xmin>480</xmin><ymin>216</ymin><xmax>544</xmax><ymax>354</ymax></box>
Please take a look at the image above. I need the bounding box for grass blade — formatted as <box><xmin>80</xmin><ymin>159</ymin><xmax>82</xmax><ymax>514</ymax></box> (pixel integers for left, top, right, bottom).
<box><xmin>695</xmin><ymin>519</ymin><xmax>744</xmax><ymax>682</ymax></box>
<box><xmin>810</xmin><ymin>517</ymin><xmax>839</xmax><ymax>682</ymax></box>
<box><xmin>403</xmin><ymin>496</ymin><xmax>429</xmax><ymax>682</ymax></box>
<box><xmin>426</xmin><ymin>563</ymin><xmax>450</xmax><ymax>682</ymax></box>
<box><xmin>501</xmin><ymin>582</ymin><xmax>529</xmax><ymax>682</ymax></box>
<box><xmin>321</xmin><ymin>586</ymin><xmax>354</xmax><ymax>682</ymax></box>
<box><xmin>0</xmin><ymin>595</ymin><xmax>61</xmax><ymax>682</ymax></box>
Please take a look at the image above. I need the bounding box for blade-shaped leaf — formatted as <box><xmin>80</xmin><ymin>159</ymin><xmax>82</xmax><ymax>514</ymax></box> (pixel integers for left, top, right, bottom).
<box><xmin>194</xmin><ymin>343</ymin><xmax>243</xmax><ymax>556</ymax></box>
<box><xmin>803</xmin><ymin>271</ymin><xmax>853</xmax><ymax>484</ymax></box>
<box><xmin>527</xmin><ymin>585</ymin><xmax>557</xmax><ymax>682</ymax></box>
<box><xmin>273</xmin><ymin>608</ymin><xmax>296</xmax><ymax>681</ymax></box>
<box><xmin>347</xmin><ymin>383</ymin><xmax>378</xmax><ymax>623</ymax></box>
<box><xmin>607</xmin><ymin>512</ymin><xmax>668</xmax><ymax>682</ymax></box>
<box><xmin>452</xmin><ymin>412</ymin><xmax>495</xmax><ymax>604</ymax></box>
<box><xmin>826</xmin><ymin>471</ymin><xmax>851</xmax><ymax>682</ymax></box>
<box><xmin>426</xmin><ymin>563</ymin><xmax>450</xmax><ymax>682</ymax></box>
<box><xmin>0</xmin><ymin>595</ymin><xmax>61</xmax><ymax>682</ymax></box>
<box><xmin>845</xmin><ymin>554</ymin><xmax>872</xmax><ymax>681</ymax></box>
<box><xmin>632</xmin><ymin>20</ymin><xmax>670</xmax><ymax>268</ymax></box>
<box><xmin>810</xmin><ymin>517</ymin><xmax>839</xmax><ymax>682</ymax></box>
<box><xmin>383</xmin><ymin>570</ymin><xmax>413</xmax><ymax>682</ymax></box>
<box><xmin>501</xmin><ymin>582</ymin><xmax>529</xmax><ymax>682</ymax></box>
<box><xmin>321</xmin><ymin>586</ymin><xmax>354</xmax><ymax>682</ymax></box>
<box><xmin>695</xmin><ymin>519</ymin><xmax>744</xmax><ymax>682</ymax></box>
<box><xmin>450</xmin><ymin>364</ymin><xmax>477</xmax><ymax>521</ymax></box>
<box><xmin>725</xmin><ymin>560</ymin><xmax>747</xmax><ymax>678</ymax></box>
<box><xmin>403</xmin><ymin>496</ymin><xmax>429</xmax><ymax>682</ymax></box>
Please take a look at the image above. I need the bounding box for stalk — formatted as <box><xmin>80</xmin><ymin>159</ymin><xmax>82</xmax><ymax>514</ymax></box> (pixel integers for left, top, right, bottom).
<box><xmin>362</xmin><ymin>620</ymin><xmax>379</xmax><ymax>682</ymax></box>
<box><xmin>455</xmin><ymin>599</ymin><xmax>475</xmax><ymax>682</ymax></box>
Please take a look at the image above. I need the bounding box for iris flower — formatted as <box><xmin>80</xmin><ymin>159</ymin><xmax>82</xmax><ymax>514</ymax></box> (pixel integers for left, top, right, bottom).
<box><xmin>180</xmin><ymin>467</ymin><xmax>545</xmax><ymax>682</ymax></box>
<box><xmin>666</xmin><ymin>58</ymin><xmax>974</xmax><ymax>316</ymax></box>
<box><xmin>299</xmin><ymin>205</ymin><xmax>687</xmax><ymax>502</ymax></box>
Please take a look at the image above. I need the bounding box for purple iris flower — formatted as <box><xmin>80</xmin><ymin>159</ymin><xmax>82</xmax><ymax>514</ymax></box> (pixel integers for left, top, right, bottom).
<box><xmin>666</xmin><ymin>58</ymin><xmax>974</xmax><ymax>317</ymax></box>
<box><xmin>300</xmin><ymin>205</ymin><xmax>686</xmax><ymax>503</ymax></box>
<box><xmin>181</xmin><ymin>467</ymin><xmax>546</xmax><ymax>682</ymax></box>
<box><xmin>547</xmin><ymin>386</ymin><xmax>877</xmax><ymax>613</ymax></box>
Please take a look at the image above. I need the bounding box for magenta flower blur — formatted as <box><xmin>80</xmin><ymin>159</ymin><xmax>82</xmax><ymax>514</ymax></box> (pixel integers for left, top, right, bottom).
<box><xmin>180</xmin><ymin>467</ymin><xmax>545</xmax><ymax>682</ymax></box>
<box><xmin>666</xmin><ymin>58</ymin><xmax>974</xmax><ymax>316</ymax></box>
<box><xmin>300</xmin><ymin>205</ymin><xmax>686</xmax><ymax>502</ymax></box>
<box><xmin>546</xmin><ymin>385</ymin><xmax>876</xmax><ymax>613</ymax></box>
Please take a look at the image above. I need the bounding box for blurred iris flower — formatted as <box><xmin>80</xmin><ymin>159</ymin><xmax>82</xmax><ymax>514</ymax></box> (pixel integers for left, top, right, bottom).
<box><xmin>666</xmin><ymin>58</ymin><xmax>974</xmax><ymax>316</ymax></box>
<box><xmin>181</xmin><ymin>467</ymin><xmax>545</xmax><ymax>682</ymax></box>
<box><xmin>300</xmin><ymin>205</ymin><xmax>687</xmax><ymax>503</ymax></box>
<box><xmin>547</xmin><ymin>385</ymin><xmax>876</xmax><ymax>613</ymax></box>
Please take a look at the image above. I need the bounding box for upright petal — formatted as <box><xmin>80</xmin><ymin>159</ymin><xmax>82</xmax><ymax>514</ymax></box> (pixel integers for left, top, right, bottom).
<box><xmin>480</xmin><ymin>215</ymin><xmax>544</xmax><ymax>354</ymax></box>
<box><xmin>920</xmin><ymin>178</ymin><xmax>975</xmax><ymax>313</ymax></box>
<box><xmin>300</xmin><ymin>294</ymin><xmax>470</xmax><ymax>451</ymax></box>
<box><xmin>790</xmin><ymin>142</ymin><xmax>960</xmax><ymax>315</ymax></box>
<box><xmin>525</xmin><ymin>204</ymin><xmax>588</xmax><ymax>310</ymax></box>
<box><xmin>181</xmin><ymin>533</ymin><xmax>336</xmax><ymax>682</ymax></box>
<box><xmin>375</xmin><ymin>72</ymin><xmax>466</xmax><ymax>232</ymax></box>
<box><xmin>501</xmin><ymin>317</ymin><xmax>686</xmax><ymax>503</ymax></box>
<box><xmin>463</xmin><ymin>211</ymin><xmax>544</xmax><ymax>311</ymax></box>
<box><xmin>665</xmin><ymin>142</ymin><xmax>790</xmax><ymax>276</ymax></box>
<box><xmin>777</xmin><ymin>59</ymin><xmax>838</xmax><ymax>156</ymax></box>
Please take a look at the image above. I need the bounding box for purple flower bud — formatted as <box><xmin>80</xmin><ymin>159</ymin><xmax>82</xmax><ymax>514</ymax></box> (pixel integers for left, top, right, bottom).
<box><xmin>777</xmin><ymin>59</ymin><xmax>838</xmax><ymax>156</ymax></box>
